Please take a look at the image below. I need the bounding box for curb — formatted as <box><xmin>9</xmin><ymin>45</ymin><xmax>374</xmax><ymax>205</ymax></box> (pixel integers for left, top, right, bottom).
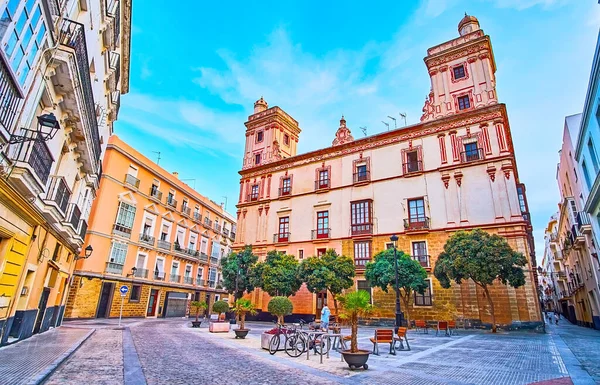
<box><xmin>26</xmin><ymin>328</ymin><xmax>96</xmax><ymax>385</ymax></box>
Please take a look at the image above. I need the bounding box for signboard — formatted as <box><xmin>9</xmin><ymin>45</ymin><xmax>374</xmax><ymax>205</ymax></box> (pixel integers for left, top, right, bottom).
<box><xmin>119</xmin><ymin>285</ymin><xmax>129</xmax><ymax>297</ymax></box>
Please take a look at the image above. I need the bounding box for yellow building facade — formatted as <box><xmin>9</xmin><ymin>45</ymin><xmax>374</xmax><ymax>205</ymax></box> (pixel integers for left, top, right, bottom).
<box><xmin>64</xmin><ymin>136</ymin><xmax>232</xmax><ymax>320</ymax></box>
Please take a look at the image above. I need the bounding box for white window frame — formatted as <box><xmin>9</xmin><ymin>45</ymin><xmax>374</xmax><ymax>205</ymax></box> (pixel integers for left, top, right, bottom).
<box><xmin>189</xmin><ymin>232</ymin><xmax>198</xmax><ymax>250</ymax></box>
<box><xmin>196</xmin><ymin>266</ymin><xmax>204</xmax><ymax>281</ymax></box>
<box><xmin>116</xmin><ymin>202</ymin><xmax>136</xmax><ymax>230</ymax></box>
<box><xmin>171</xmin><ymin>261</ymin><xmax>179</xmax><ymax>276</ymax></box>
<box><xmin>108</xmin><ymin>242</ymin><xmax>128</xmax><ymax>265</ymax></box>
<box><xmin>135</xmin><ymin>252</ymin><xmax>147</xmax><ymax>269</ymax></box>
<box><xmin>155</xmin><ymin>257</ymin><xmax>165</xmax><ymax>279</ymax></box>
<box><xmin>201</xmin><ymin>237</ymin><xmax>208</xmax><ymax>253</ymax></box>
<box><xmin>184</xmin><ymin>264</ymin><xmax>192</xmax><ymax>278</ymax></box>
<box><xmin>160</xmin><ymin>220</ymin><xmax>172</xmax><ymax>241</ymax></box>
<box><xmin>141</xmin><ymin>213</ymin><xmax>156</xmax><ymax>236</ymax></box>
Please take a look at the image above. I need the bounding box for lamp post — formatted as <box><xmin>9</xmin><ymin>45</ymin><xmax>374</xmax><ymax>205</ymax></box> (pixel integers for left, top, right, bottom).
<box><xmin>390</xmin><ymin>234</ymin><xmax>404</xmax><ymax>332</ymax></box>
<box><xmin>2</xmin><ymin>113</ymin><xmax>60</xmax><ymax>148</ymax></box>
<box><xmin>75</xmin><ymin>245</ymin><xmax>93</xmax><ymax>261</ymax></box>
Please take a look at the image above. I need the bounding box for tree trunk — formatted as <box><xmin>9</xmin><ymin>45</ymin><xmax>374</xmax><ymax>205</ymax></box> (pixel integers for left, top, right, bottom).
<box><xmin>351</xmin><ymin>312</ymin><xmax>358</xmax><ymax>353</ymax></box>
<box><xmin>195</xmin><ymin>308</ymin><xmax>200</xmax><ymax>322</ymax></box>
<box><xmin>240</xmin><ymin>312</ymin><xmax>246</xmax><ymax>330</ymax></box>
<box><xmin>482</xmin><ymin>285</ymin><xmax>497</xmax><ymax>333</ymax></box>
<box><xmin>401</xmin><ymin>292</ymin><xmax>411</xmax><ymax>328</ymax></box>
<box><xmin>278</xmin><ymin>315</ymin><xmax>284</xmax><ymax>325</ymax></box>
<box><xmin>331</xmin><ymin>290</ymin><xmax>339</xmax><ymax>323</ymax></box>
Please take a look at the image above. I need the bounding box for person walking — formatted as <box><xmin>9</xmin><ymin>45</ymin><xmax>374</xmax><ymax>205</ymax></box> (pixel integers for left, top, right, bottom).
<box><xmin>320</xmin><ymin>305</ymin><xmax>331</xmax><ymax>332</ymax></box>
<box><xmin>554</xmin><ymin>312</ymin><xmax>559</xmax><ymax>325</ymax></box>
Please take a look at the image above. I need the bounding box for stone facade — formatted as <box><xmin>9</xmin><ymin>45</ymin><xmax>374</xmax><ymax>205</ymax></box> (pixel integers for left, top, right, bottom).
<box><xmin>234</xmin><ymin>15</ymin><xmax>540</xmax><ymax>329</ymax></box>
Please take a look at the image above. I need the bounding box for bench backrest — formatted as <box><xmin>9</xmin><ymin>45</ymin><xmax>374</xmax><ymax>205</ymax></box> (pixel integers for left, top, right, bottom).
<box><xmin>415</xmin><ymin>320</ymin><xmax>426</xmax><ymax>327</ymax></box>
<box><xmin>397</xmin><ymin>327</ymin><xmax>408</xmax><ymax>337</ymax></box>
<box><xmin>448</xmin><ymin>320</ymin><xmax>456</xmax><ymax>328</ymax></box>
<box><xmin>375</xmin><ymin>329</ymin><xmax>394</xmax><ymax>341</ymax></box>
<box><xmin>438</xmin><ymin>321</ymin><xmax>448</xmax><ymax>330</ymax></box>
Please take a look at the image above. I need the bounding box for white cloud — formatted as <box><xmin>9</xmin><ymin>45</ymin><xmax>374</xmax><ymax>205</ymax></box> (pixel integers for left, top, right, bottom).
<box><xmin>488</xmin><ymin>0</ymin><xmax>570</xmax><ymax>10</ymax></box>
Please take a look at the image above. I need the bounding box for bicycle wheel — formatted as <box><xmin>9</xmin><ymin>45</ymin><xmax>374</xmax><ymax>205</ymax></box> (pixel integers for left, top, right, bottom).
<box><xmin>285</xmin><ymin>335</ymin><xmax>305</xmax><ymax>358</ymax></box>
<box><xmin>313</xmin><ymin>337</ymin><xmax>329</xmax><ymax>356</ymax></box>
<box><xmin>268</xmin><ymin>334</ymin><xmax>280</xmax><ymax>355</ymax></box>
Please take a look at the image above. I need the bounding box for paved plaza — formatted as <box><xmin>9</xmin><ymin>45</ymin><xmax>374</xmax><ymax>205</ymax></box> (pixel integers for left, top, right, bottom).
<box><xmin>0</xmin><ymin>318</ymin><xmax>598</xmax><ymax>385</ymax></box>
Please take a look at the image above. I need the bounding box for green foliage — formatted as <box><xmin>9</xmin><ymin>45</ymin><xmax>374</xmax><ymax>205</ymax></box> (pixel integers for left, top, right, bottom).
<box><xmin>220</xmin><ymin>246</ymin><xmax>258</xmax><ymax>300</ymax></box>
<box><xmin>252</xmin><ymin>250</ymin><xmax>302</xmax><ymax>297</ymax></box>
<box><xmin>190</xmin><ymin>300</ymin><xmax>207</xmax><ymax>322</ymax></box>
<box><xmin>268</xmin><ymin>296</ymin><xmax>293</xmax><ymax>324</ymax></box>
<box><xmin>337</xmin><ymin>291</ymin><xmax>373</xmax><ymax>353</ymax></box>
<box><xmin>433</xmin><ymin>229</ymin><xmax>527</xmax><ymax>332</ymax></box>
<box><xmin>433</xmin><ymin>229</ymin><xmax>527</xmax><ymax>289</ymax></box>
<box><xmin>212</xmin><ymin>300</ymin><xmax>229</xmax><ymax>315</ymax></box>
<box><xmin>298</xmin><ymin>249</ymin><xmax>355</xmax><ymax>295</ymax></box>
<box><xmin>365</xmin><ymin>249</ymin><xmax>428</xmax><ymax>295</ymax></box>
<box><xmin>233</xmin><ymin>298</ymin><xmax>257</xmax><ymax>330</ymax></box>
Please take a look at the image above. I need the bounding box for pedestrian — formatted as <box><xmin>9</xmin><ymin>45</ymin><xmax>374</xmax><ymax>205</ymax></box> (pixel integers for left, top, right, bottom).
<box><xmin>320</xmin><ymin>305</ymin><xmax>331</xmax><ymax>332</ymax></box>
<box><xmin>554</xmin><ymin>312</ymin><xmax>559</xmax><ymax>325</ymax></box>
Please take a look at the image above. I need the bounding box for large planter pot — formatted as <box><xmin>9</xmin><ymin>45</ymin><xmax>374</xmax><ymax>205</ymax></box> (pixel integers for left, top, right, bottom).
<box><xmin>341</xmin><ymin>350</ymin><xmax>370</xmax><ymax>370</ymax></box>
<box><xmin>260</xmin><ymin>332</ymin><xmax>284</xmax><ymax>351</ymax></box>
<box><xmin>234</xmin><ymin>329</ymin><xmax>250</xmax><ymax>339</ymax></box>
<box><xmin>191</xmin><ymin>320</ymin><xmax>202</xmax><ymax>328</ymax></box>
<box><xmin>209</xmin><ymin>321</ymin><xmax>230</xmax><ymax>333</ymax></box>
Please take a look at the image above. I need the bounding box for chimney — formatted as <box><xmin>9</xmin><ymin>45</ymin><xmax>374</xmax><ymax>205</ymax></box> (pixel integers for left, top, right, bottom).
<box><xmin>173</xmin><ymin>171</ymin><xmax>179</xmax><ymax>179</ymax></box>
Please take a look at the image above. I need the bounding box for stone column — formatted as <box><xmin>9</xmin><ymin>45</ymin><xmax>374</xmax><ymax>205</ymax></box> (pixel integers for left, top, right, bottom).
<box><xmin>438</xmin><ymin>134</ymin><xmax>448</xmax><ymax>164</ymax></box>
<box><xmin>495</xmin><ymin>120</ymin><xmax>509</xmax><ymax>153</ymax></box>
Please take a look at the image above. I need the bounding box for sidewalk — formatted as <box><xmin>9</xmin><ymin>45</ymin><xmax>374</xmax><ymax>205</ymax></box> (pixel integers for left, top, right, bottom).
<box><xmin>0</xmin><ymin>327</ymin><xmax>94</xmax><ymax>385</ymax></box>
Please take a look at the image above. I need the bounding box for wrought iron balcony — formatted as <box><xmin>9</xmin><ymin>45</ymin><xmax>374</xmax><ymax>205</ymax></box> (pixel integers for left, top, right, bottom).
<box><xmin>311</xmin><ymin>228</ymin><xmax>331</xmax><ymax>240</ymax></box>
<box><xmin>65</xmin><ymin>203</ymin><xmax>81</xmax><ymax>231</ymax></box>
<box><xmin>214</xmin><ymin>223</ymin><xmax>222</xmax><ymax>232</ymax></box>
<box><xmin>58</xmin><ymin>19</ymin><xmax>101</xmax><ymax>164</ymax></box>
<box><xmin>411</xmin><ymin>254</ymin><xmax>430</xmax><ymax>268</ymax></box>
<box><xmin>149</xmin><ymin>187</ymin><xmax>162</xmax><ymax>201</ymax></box>
<box><xmin>166</xmin><ymin>197</ymin><xmax>177</xmax><ymax>208</ymax></box>
<box><xmin>402</xmin><ymin>161</ymin><xmax>423</xmax><ymax>174</ymax></box>
<box><xmin>274</xmin><ymin>232</ymin><xmax>290</xmax><ymax>243</ymax></box>
<box><xmin>45</xmin><ymin>176</ymin><xmax>71</xmax><ymax>215</ymax></box>
<box><xmin>78</xmin><ymin>219</ymin><xmax>87</xmax><ymax>239</ymax></box>
<box><xmin>204</xmin><ymin>218</ymin><xmax>212</xmax><ymax>228</ymax></box>
<box><xmin>278</xmin><ymin>187</ymin><xmax>291</xmax><ymax>197</ymax></box>
<box><xmin>460</xmin><ymin>148</ymin><xmax>484</xmax><ymax>163</ymax></box>
<box><xmin>181</xmin><ymin>205</ymin><xmax>191</xmax><ymax>216</ymax></box>
<box><xmin>230</xmin><ymin>232</ymin><xmax>236</xmax><ymax>240</ymax></box>
<box><xmin>208</xmin><ymin>280</ymin><xmax>216</xmax><ymax>288</ymax></box>
<box><xmin>154</xmin><ymin>272</ymin><xmax>165</xmax><ymax>281</ymax></box>
<box><xmin>105</xmin><ymin>262</ymin><xmax>124</xmax><ymax>274</ymax></box>
<box><xmin>157</xmin><ymin>239</ymin><xmax>171</xmax><ymax>250</ymax></box>
<box><xmin>112</xmin><ymin>223</ymin><xmax>132</xmax><ymax>238</ymax></box>
<box><xmin>223</xmin><ymin>229</ymin><xmax>230</xmax><ymax>237</ymax></box>
<box><xmin>199</xmin><ymin>253</ymin><xmax>209</xmax><ymax>263</ymax></box>
<box><xmin>315</xmin><ymin>179</ymin><xmax>331</xmax><ymax>190</ymax></box>
<box><xmin>11</xmin><ymin>138</ymin><xmax>53</xmax><ymax>185</ymax></box>
<box><xmin>353</xmin><ymin>171</ymin><xmax>370</xmax><ymax>183</ymax></box>
<box><xmin>193</xmin><ymin>212</ymin><xmax>202</xmax><ymax>223</ymax></box>
<box><xmin>139</xmin><ymin>233</ymin><xmax>155</xmax><ymax>246</ymax></box>
<box><xmin>124</xmin><ymin>173</ymin><xmax>140</xmax><ymax>188</ymax></box>
<box><xmin>0</xmin><ymin>53</ymin><xmax>22</xmax><ymax>134</ymax></box>
<box><xmin>197</xmin><ymin>279</ymin><xmax>205</xmax><ymax>286</ymax></box>
<box><xmin>170</xmin><ymin>274</ymin><xmax>181</xmax><ymax>283</ymax></box>
<box><xmin>351</xmin><ymin>224</ymin><xmax>372</xmax><ymax>236</ymax></box>
<box><xmin>577</xmin><ymin>212</ymin><xmax>592</xmax><ymax>234</ymax></box>
<box><xmin>210</xmin><ymin>256</ymin><xmax>219</xmax><ymax>265</ymax></box>
<box><xmin>183</xmin><ymin>276</ymin><xmax>194</xmax><ymax>285</ymax></box>
<box><xmin>185</xmin><ymin>248</ymin><xmax>199</xmax><ymax>257</ymax></box>
<box><xmin>404</xmin><ymin>217</ymin><xmax>430</xmax><ymax>231</ymax></box>
<box><xmin>247</xmin><ymin>193</ymin><xmax>259</xmax><ymax>202</ymax></box>
<box><xmin>133</xmin><ymin>268</ymin><xmax>148</xmax><ymax>279</ymax></box>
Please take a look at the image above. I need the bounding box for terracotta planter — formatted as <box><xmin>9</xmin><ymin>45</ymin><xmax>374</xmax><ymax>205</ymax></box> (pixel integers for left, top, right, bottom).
<box><xmin>191</xmin><ymin>320</ymin><xmax>202</xmax><ymax>328</ymax></box>
<box><xmin>209</xmin><ymin>321</ymin><xmax>230</xmax><ymax>333</ymax></box>
<box><xmin>341</xmin><ymin>349</ymin><xmax>370</xmax><ymax>370</ymax></box>
<box><xmin>234</xmin><ymin>329</ymin><xmax>250</xmax><ymax>339</ymax></box>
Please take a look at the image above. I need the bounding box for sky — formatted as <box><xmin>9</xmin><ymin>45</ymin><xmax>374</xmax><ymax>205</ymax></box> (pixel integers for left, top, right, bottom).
<box><xmin>115</xmin><ymin>0</ymin><xmax>600</xmax><ymax>261</ymax></box>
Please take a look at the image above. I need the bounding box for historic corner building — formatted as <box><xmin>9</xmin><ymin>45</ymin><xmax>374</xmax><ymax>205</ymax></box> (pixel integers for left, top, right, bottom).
<box><xmin>234</xmin><ymin>15</ymin><xmax>541</xmax><ymax>328</ymax></box>
<box><xmin>0</xmin><ymin>0</ymin><xmax>131</xmax><ymax>345</ymax></box>
<box><xmin>64</xmin><ymin>136</ymin><xmax>233</xmax><ymax>320</ymax></box>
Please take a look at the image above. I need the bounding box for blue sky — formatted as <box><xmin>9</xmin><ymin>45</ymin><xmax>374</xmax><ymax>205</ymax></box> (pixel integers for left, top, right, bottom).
<box><xmin>116</xmin><ymin>0</ymin><xmax>599</xmax><ymax>260</ymax></box>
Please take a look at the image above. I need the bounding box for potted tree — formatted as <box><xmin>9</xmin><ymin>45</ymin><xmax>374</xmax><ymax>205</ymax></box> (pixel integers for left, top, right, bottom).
<box><xmin>190</xmin><ymin>300</ymin><xmax>207</xmax><ymax>328</ymax></box>
<box><xmin>338</xmin><ymin>291</ymin><xmax>373</xmax><ymax>370</ymax></box>
<box><xmin>233</xmin><ymin>298</ymin><xmax>257</xmax><ymax>339</ymax></box>
<box><xmin>209</xmin><ymin>300</ymin><xmax>231</xmax><ymax>333</ymax></box>
<box><xmin>261</xmin><ymin>296</ymin><xmax>293</xmax><ymax>350</ymax></box>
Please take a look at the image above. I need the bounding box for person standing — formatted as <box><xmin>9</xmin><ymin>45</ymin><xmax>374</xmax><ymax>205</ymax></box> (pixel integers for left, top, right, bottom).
<box><xmin>321</xmin><ymin>305</ymin><xmax>331</xmax><ymax>331</ymax></box>
<box><xmin>554</xmin><ymin>312</ymin><xmax>559</xmax><ymax>325</ymax></box>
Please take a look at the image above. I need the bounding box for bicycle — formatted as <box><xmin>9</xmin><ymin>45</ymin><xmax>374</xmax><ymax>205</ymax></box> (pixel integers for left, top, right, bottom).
<box><xmin>269</xmin><ymin>322</ymin><xmax>297</xmax><ymax>355</ymax></box>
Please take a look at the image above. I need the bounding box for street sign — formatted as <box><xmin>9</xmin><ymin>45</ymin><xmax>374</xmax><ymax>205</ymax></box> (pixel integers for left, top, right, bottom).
<box><xmin>119</xmin><ymin>285</ymin><xmax>129</xmax><ymax>296</ymax></box>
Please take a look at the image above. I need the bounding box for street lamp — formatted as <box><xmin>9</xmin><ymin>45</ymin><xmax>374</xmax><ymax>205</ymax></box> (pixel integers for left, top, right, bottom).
<box><xmin>5</xmin><ymin>113</ymin><xmax>60</xmax><ymax>145</ymax></box>
<box><xmin>75</xmin><ymin>245</ymin><xmax>93</xmax><ymax>260</ymax></box>
<box><xmin>127</xmin><ymin>266</ymin><xmax>138</xmax><ymax>277</ymax></box>
<box><xmin>390</xmin><ymin>234</ymin><xmax>404</xmax><ymax>332</ymax></box>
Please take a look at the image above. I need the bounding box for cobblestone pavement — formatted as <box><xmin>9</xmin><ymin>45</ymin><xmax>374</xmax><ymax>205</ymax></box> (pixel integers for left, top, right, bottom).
<box><xmin>0</xmin><ymin>327</ymin><xmax>92</xmax><ymax>385</ymax></box>
<box><xmin>45</xmin><ymin>329</ymin><xmax>124</xmax><ymax>385</ymax></box>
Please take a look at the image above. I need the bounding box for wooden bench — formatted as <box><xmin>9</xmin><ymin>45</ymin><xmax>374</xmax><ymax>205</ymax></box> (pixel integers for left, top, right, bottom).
<box><xmin>415</xmin><ymin>319</ymin><xmax>429</xmax><ymax>334</ymax></box>
<box><xmin>393</xmin><ymin>327</ymin><xmax>411</xmax><ymax>351</ymax></box>
<box><xmin>448</xmin><ymin>320</ymin><xmax>457</xmax><ymax>336</ymax></box>
<box><xmin>436</xmin><ymin>321</ymin><xmax>450</xmax><ymax>336</ymax></box>
<box><xmin>370</xmin><ymin>329</ymin><xmax>395</xmax><ymax>355</ymax></box>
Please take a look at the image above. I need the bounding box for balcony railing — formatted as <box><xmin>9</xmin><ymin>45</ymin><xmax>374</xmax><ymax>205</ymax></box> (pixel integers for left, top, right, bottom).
<box><xmin>105</xmin><ymin>262</ymin><xmax>124</xmax><ymax>274</ymax></box>
<box><xmin>223</xmin><ymin>229</ymin><xmax>230</xmax><ymax>237</ymax></box>
<box><xmin>139</xmin><ymin>233</ymin><xmax>155</xmax><ymax>246</ymax></box>
<box><xmin>208</xmin><ymin>280</ymin><xmax>216</xmax><ymax>288</ymax></box>
<box><xmin>311</xmin><ymin>228</ymin><xmax>331</xmax><ymax>240</ymax></box>
<box><xmin>351</xmin><ymin>224</ymin><xmax>372</xmax><ymax>236</ymax></box>
<box><xmin>157</xmin><ymin>239</ymin><xmax>171</xmax><ymax>250</ymax></box>
<box><xmin>577</xmin><ymin>212</ymin><xmax>592</xmax><ymax>233</ymax></box>
<box><xmin>112</xmin><ymin>223</ymin><xmax>132</xmax><ymax>238</ymax></box>
<box><xmin>46</xmin><ymin>176</ymin><xmax>71</xmax><ymax>214</ymax></box>
<box><xmin>197</xmin><ymin>279</ymin><xmax>205</xmax><ymax>286</ymax></box>
<box><xmin>12</xmin><ymin>138</ymin><xmax>53</xmax><ymax>184</ymax></box>
<box><xmin>166</xmin><ymin>197</ymin><xmax>177</xmax><ymax>208</ymax></box>
<box><xmin>149</xmin><ymin>187</ymin><xmax>162</xmax><ymax>201</ymax></box>
<box><xmin>411</xmin><ymin>254</ymin><xmax>430</xmax><ymax>268</ymax></box>
<box><xmin>460</xmin><ymin>148</ymin><xmax>484</xmax><ymax>163</ymax></box>
<box><xmin>183</xmin><ymin>276</ymin><xmax>194</xmax><ymax>285</ymax></box>
<box><xmin>315</xmin><ymin>179</ymin><xmax>331</xmax><ymax>190</ymax></box>
<box><xmin>193</xmin><ymin>212</ymin><xmax>202</xmax><ymax>223</ymax></box>
<box><xmin>78</xmin><ymin>219</ymin><xmax>87</xmax><ymax>239</ymax></box>
<box><xmin>65</xmin><ymin>203</ymin><xmax>81</xmax><ymax>230</ymax></box>
<box><xmin>199</xmin><ymin>253</ymin><xmax>209</xmax><ymax>263</ymax></box>
<box><xmin>230</xmin><ymin>232</ymin><xmax>236</xmax><ymax>240</ymax></box>
<box><xmin>274</xmin><ymin>232</ymin><xmax>290</xmax><ymax>243</ymax></box>
<box><xmin>133</xmin><ymin>268</ymin><xmax>148</xmax><ymax>278</ymax></box>
<box><xmin>210</xmin><ymin>256</ymin><xmax>219</xmax><ymax>265</ymax></box>
<box><xmin>154</xmin><ymin>272</ymin><xmax>165</xmax><ymax>281</ymax></box>
<box><xmin>124</xmin><ymin>173</ymin><xmax>140</xmax><ymax>188</ymax></box>
<box><xmin>404</xmin><ymin>217</ymin><xmax>430</xmax><ymax>231</ymax></box>
<box><xmin>248</xmin><ymin>193</ymin><xmax>259</xmax><ymax>202</ymax></box>
<box><xmin>0</xmin><ymin>46</ymin><xmax>22</xmax><ymax>133</ymax></box>
<box><xmin>185</xmin><ymin>248</ymin><xmax>199</xmax><ymax>257</ymax></box>
<box><xmin>181</xmin><ymin>205</ymin><xmax>191</xmax><ymax>216</ymax></box>
<box><xmin>279</xmin><ymin>187</ymin><xmax>291</xmax><ymax>197</ymax></box>
<box><xmin>353</xmin><ymin>171</ymin><xmax>370</xmax><ymax>183</ymax></box>
<box><xmin>402</xmin><ymin>161</ymin><xmax>423</xmax><ymax>174</ymax></box>
<box><xmin>215</xmin><ymin>223</ymin><xmax>222</xmax><ymax>232</ymax></box>
<box><xmin>170</xmin><ymin>274</ymin><xmax>181</xmax><ymax>283</ymax></box>
<box><xmin>204</xmin><ymin>218</ymin><xmax>212</xmax><ymax>228</ymax></box>
<box><xmin>58</xmin><ymin>19</ymin><xmax>101</xmax><ymax>163</ymax></box>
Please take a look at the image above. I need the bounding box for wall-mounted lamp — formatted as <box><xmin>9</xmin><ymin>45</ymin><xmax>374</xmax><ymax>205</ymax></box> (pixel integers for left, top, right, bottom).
<box><xmin>126</xmin><ymin>266</ymin><xmax>137</xmax><ymax>277</ymax></box>
<box><xmin>75</xmin><ymin>245</ymin><xmax>93</xmax><ymax>261</ymax></box>
<box><xmin>2</xmin><ymin>113</ymin><xmax>60</xmax><ymax>149</ymax></box>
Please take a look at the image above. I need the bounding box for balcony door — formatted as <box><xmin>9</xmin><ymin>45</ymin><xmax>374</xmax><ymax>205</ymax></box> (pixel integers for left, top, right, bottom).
<box><xmin>408</xmin><ymin>198</ymin><xmax>426</xmax><ymax>226</ymax></box>
<box><xmin>316</xmin><ymin>211</ymin><xmax>329</xmax><ymax>238</ymax></box>
<box><xmin>412</xmin><ymin>241</ymin><xmax>428</xmax><ymax>267</ymax></box>
<box><xmin>278</xmin><ymin>217</ymin><xmax>289</xmax><ymax>242</ymax></box>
